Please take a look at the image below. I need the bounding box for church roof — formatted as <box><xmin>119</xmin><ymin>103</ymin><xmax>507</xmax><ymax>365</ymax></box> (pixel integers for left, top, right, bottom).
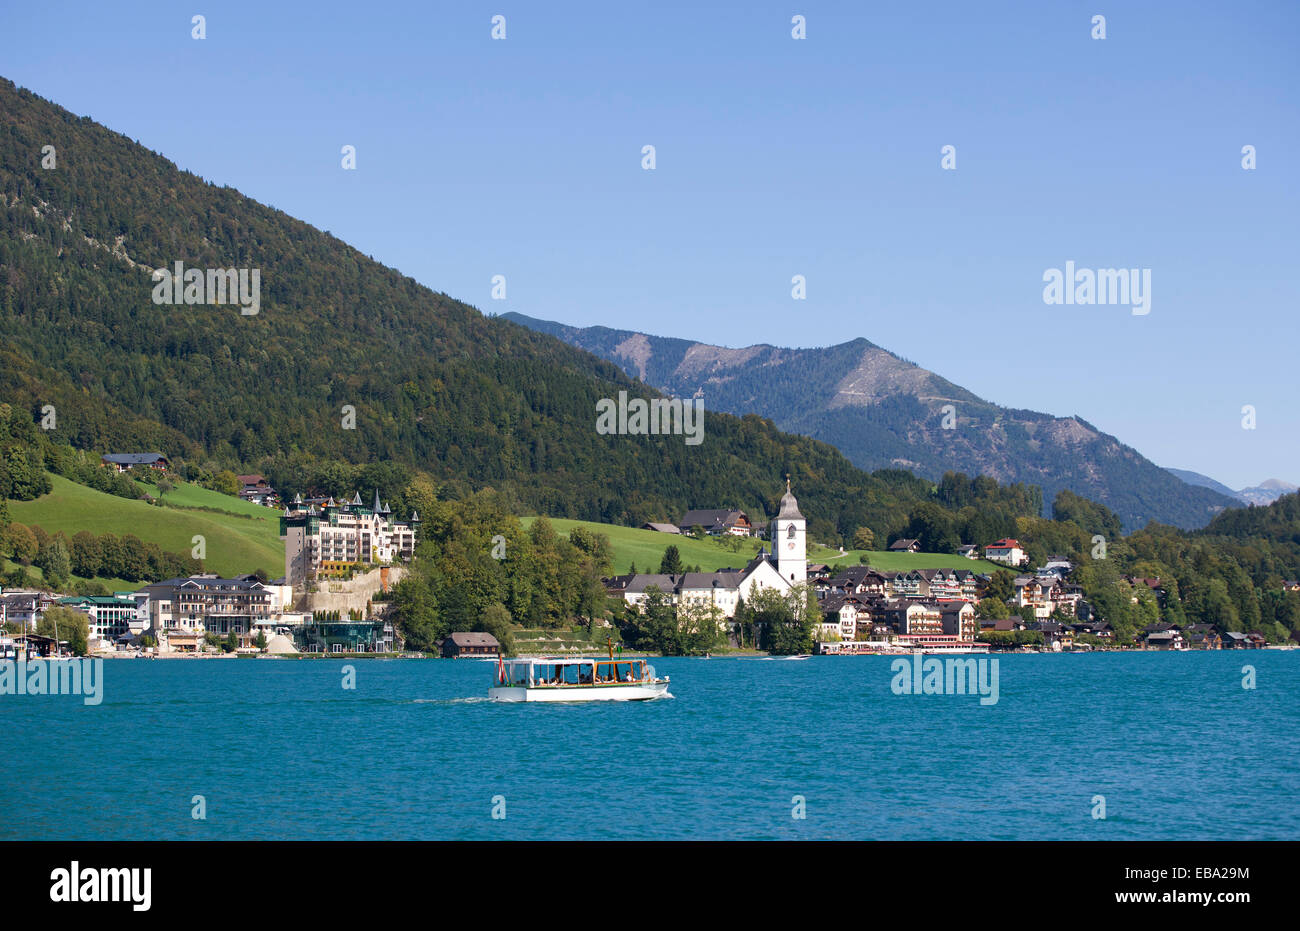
<box><xmin>777</xmin><ymin>478</ymin><xmax>804</xmax><ymax>520</ymax></box>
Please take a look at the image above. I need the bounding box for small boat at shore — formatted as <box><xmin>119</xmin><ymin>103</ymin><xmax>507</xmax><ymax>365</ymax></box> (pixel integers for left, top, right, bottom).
<box><xmin>489</xmin><ymin>656</ymin><xmax>671</xmax><ymax>702</ymax></box>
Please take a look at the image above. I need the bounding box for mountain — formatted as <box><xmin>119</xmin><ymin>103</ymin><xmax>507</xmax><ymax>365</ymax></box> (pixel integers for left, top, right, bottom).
<box><xmin>1165</xmin><ymin>469</ymin><xmax>1298</xmax><ymax>507</ymax></box>
<box><xmin>1236</xmin><ymin>479</ymin><xmax>1298</xmax><ymax>508</ymax></box>
<box><xmin>503</xmin><ymin>313</ymin><xmax>1239</xmax><ymax>532</ymax></box>
<box><xmin>0</xmin><ymin>76</ymin><xmax>1021</xmax><ymax>544</ymax></box>
<box><xmin>1165</xmin><ymin>468</ymin><xmax>1245</xmax><ymax>502</ymax></box>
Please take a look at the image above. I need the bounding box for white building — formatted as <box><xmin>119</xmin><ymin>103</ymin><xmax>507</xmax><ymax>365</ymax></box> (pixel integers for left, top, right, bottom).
<box><xmin>619</xmin><ymin>479</ymin><xmax>808</xmax><ymax>620</ymax></box>
<box><xmin>279</xmin><ymin>490</ymin><xmax>419</xmax><ymax>585</ymax></box>
<box><xmin>984</xmin><ymin>538</ymin><xmax>1027</xmax><ymax>567</ymax></box>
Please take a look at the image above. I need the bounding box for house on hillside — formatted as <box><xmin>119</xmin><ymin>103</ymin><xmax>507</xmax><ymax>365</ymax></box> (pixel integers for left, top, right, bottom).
<box><xmin>889</xmin><ymin>538</ymin><xmax>920</xmax><ymax>553</ymax></box>
<box><xmin>640</xmin><ymin>522</ymin><xmax>681</xmax><ymax>534</ymax></box>
<box><xmin>984</xmin><ymin>538</ymin><xmax>1027</xmax><ymax>568</ymax></box>
<box><xmin>238</xmin><ymin>474</ymin><xmax>278</xmax><ymax>506</ymax></box>
<box><xmin>677</xmin><ymin>509</ymin><xmax>752</xmax><ymax>537</ymax></box>
<box><xmin>101</xmin><ymin>452</ymin><xmax>169</xmax><ymax>472</ymax></box>
<box><xmin>956</xmin><ymin>544</ymin><xmax>979</xmax><ymax>559</ymax></box>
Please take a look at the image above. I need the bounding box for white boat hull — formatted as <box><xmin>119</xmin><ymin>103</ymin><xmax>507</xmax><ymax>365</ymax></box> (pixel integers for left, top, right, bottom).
<box><xmin>489</xmin><ymin>681</ymin><xmax>671</xmax><ymax>702</ymax></box>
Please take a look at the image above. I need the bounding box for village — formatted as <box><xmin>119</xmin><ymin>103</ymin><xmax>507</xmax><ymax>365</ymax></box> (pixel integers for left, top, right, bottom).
<box><xmin>605</xmin><ymin>488</ymin><xmax>1283</xmax><ymax>654</ymax></box>
<box><xmin>0</xmin><ymin>460</ymin><xmax>1289</xmax><ymax>660</ymax></box>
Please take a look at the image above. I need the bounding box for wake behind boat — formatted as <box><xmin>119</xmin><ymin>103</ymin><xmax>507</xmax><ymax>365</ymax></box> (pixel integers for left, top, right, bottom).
<box><xmin>489</xmin><ymin>656</ymin><xmax>672</xmax><ymax>702</ymax></box>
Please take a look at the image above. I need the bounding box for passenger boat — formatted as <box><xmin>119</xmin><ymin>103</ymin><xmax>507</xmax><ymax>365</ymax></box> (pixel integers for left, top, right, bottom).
<box><xmin>489</xmin><ymin>655</ymin><xmax>671</xmax><ymax>702</ymax></box>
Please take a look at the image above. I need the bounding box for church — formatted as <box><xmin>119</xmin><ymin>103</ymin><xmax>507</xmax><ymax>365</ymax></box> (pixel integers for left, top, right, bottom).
<box><xmin>615</xmin><ymin>479</ymin><xmax>808</xmax><ymax>620</ymax></box>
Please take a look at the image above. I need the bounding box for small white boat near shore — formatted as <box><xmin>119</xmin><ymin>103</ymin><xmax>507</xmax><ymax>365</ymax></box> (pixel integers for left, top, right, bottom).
<box><xmin>489</xmin><ymin>656</ymin><xmax>671</xmax><ymax>702</ymax></box>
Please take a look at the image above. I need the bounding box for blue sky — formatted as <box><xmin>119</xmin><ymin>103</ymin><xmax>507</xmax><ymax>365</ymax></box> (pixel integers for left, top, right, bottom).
<box><xmin>2</xmin><ymin>1</ymin><xmax>1296</xmax><ymax>489</ymax></box>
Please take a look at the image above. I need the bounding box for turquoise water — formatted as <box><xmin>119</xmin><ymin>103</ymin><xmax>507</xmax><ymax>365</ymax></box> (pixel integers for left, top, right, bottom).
<box><xmin>2</xmin><ymin>652</ymin><xmax>1297</xmax><ymax>840</ymax></box>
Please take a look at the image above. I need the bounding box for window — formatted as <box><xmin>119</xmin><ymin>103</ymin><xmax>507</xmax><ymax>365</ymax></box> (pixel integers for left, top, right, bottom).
<box><xmin>787</xmin><ymin>524</ymin><xmax>796</xmax><ymax>540</ymax></box>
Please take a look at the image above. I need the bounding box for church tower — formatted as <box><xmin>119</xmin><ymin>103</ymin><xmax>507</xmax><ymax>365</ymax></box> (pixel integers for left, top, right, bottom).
<box><xmin>772</xmin><ymin>477</ymin><xmax>807</xmax><ymax>585</ymax></box>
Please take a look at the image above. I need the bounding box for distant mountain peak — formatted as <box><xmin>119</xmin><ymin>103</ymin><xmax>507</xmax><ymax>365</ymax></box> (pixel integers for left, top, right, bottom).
<box><xmin>505</xmin><ymin>312</ymin><xmax>1239</xmax><ymax>531</ymax></box>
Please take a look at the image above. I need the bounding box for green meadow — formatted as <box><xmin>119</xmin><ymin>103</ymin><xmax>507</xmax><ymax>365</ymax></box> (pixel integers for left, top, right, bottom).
<box><xmin>522</xmin><ymin>517</ymin><xmax>1005</xmax><ymax>575</ymax></box>
<box><xmin>8</xmin><ymin>474</ymin><xmax>284</xmax><ymax>578</ymax></box>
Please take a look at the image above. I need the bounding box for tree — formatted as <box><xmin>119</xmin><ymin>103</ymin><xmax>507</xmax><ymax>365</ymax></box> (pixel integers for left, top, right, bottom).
<box><xmin>851</xmin><ymin>527</ymin><xmax>875</xmax><ymax>550</ymax></box>
<box><xmin>213</xmin><ymin>470</ymin><xmax>240</xmax><ymax>497</ymax></box>
<box><xmin>389</xmin><ymin>573</ymin><xmax>443</xmax><ymax>652</ymax></box>
<box><xmin>658</xmin><ymin>544</ymin><xmax>684</xmax><ymax>575</ymax></box>
<box><xmin>628</xmin><ymin>587</ymin><xmax>681</xmax><ymax>655</ymax></box>
<box><xmin>156</xmin><ymin>477</ymin><xmax>175</xmax><ymax>500</ymax></box>
<box><xmin>675</xmin><ymin>602</ymin><xmax>725</xmax><ymax>654</ymax></box>
<box><xmin>984</xmin><ymin>569</ymin><xmax>1015</xmax><ymax>604</ymax></box>
<box><xmin>254</xmin><ymin>629</ymin><xmax>268</xmax><ymax>652</ymax></box>
<box><xmin>477</xmin><ymin>601</ymin><xmax>515</xmax><ymax>656</ymax></box>
<box><xmin>69</xmin><ymin>530</ymin><xmax>102</xmax><ymax>578</ymax></box>
<box><xmin>4</xmin><ymin>522</ymin><xmax>37</xmax><ymax>565</ymax></box>
<box><xmin>37</xmin><ymin>606</ymin><xmax>89</xmax><ymax>656</ymax></box>
<box><xmin>975</xmin><ymin>597</ymin><xmax>1010</xmax><ymax>620</ymax></box>
<box><xmin>748</xmin><ymin>586</ymin><xmax>817</xmax><ymax>655</ymax></box>
<box><xmin>35</xmin><ymin>534</ymin><xmax>71</xmax><ymax>587</ymax></box>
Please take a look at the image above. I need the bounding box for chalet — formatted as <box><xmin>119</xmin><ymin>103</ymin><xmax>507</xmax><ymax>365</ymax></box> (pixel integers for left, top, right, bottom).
<box><xmin>1038</xmin><ymin>621</ymin><xmax>1075</xmax><ymax>651</ymax></box>
<box><xmin>1283</xmin><ymin>580</ymin><xmax>1300</xmax><ymax>593</ymax></box>
<box><xmin>980</xmin><ymin>616</ymin><xmax>1025</xmax><ymax>633</ymax></box>
<box><xmin>1072</xmin><ymin>620</ymin><xmax>1114</xmax><ymax>640</ymax></box>
<box><xmin>984</xmin><ymin>539</ymin><xmax>1027</xmax><ymax>567</ymax></box>
<box><xmin>0</xmin><ymin>590</ymin><xmax>59</xmax><ymax>630</ymax></box>
<box><xmin>238</xmin><ymin>474</ymin><xmax>278</xmax><ymax>506</ymax></box>
<box><xmin>889</xmin><ymin>538</ymin><xmax>921</xmax><ymax>553</ymax></box>
<box><xmin>1184</xmin><ymin>625</ymin><xmax>1222</xmax><ymax>650</ymax></box>
<box><xmin>956</xmin><ymin>544</ymin><xmax>979</xmax><ymax>559</ymax></box>
<box><xmin>1042</xmin><ymin>556</ymin><xmax>1074</xmax><ymax>573</ymax></box>
<box><xmin>678</xmin><ymin>509</ymin><xmax>753</xmax><ymax>537</ymax></box>
<box><xmin>826</xmin><ymin>566</ymin><xmax>892</xmax><ymax>598</ymax></box>
<box><xmin>1013</xmin><ymin>576</ymin><xmax>1055</xmax><ymax>620</ymax></box>
<box><xmin>442</xmin><ymin>632</ymin><xmax>501</xmax><ymax>658</ymax></box>
<box><xmin>818</xmin><ymin>594</ymin><xmax>865</xmax><ymax>642</ymax></box>
<box><xmin>640</xmin><ymin>522</ymin><xmax>681</xmax><ymax>534</ymax></box>
<box><xmin>1143</xmin><ymin>629</ymin><xmax>1185</xmax><ymax>651</ymax></box>
<box><xmin>101</xmin><ymin>452</ymin><xmax>169</xmax><ymax>472</ymax></box>
<box><xmin>1221</xmin><ymin>631</ymin><xmax>1251</xmax><ymax>649</ymax></box>
<box><xmin>1049</xmin><ymin>584</ymin><xmax>1084</xmax><ymax>618</ymax></box>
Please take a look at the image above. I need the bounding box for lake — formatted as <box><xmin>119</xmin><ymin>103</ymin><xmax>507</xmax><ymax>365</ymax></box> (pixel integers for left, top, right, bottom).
<box><xmin>2</xmin><ymin>651</ymin><xmax>1297</xmax><ymax>840</ymax></box>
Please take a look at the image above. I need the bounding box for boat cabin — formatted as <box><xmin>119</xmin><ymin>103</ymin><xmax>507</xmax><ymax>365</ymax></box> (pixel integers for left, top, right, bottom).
<box><xmin>499</xmin><ymin>657</ymin><xmax>653</xmax><ymax>688</ymax></box>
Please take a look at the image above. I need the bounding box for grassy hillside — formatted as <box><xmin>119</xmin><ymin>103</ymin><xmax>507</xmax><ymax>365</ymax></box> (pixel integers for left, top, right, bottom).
<box><xmin>523</xmin><ymin>517</ymin><xmax>763</xmax><ymax>573</ymax></box>
<box><xmin>135</xmin><ymin>479</ymin><xmax>279</xmax><ymax>519</ymax></box>
<box><xmin>9</xmin><ymin>475</ymin><xmax>283</xmax><ymax>578</ymax></box>
<box><xmin>821</xmin><ymin>550</ymin><xmax>1009</xmax><ymax>573</ymax></box>
<box><xmin>523</xmin><ymin>516</ymin><xmax>1007</xmax><ymax>576</ymax></box>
